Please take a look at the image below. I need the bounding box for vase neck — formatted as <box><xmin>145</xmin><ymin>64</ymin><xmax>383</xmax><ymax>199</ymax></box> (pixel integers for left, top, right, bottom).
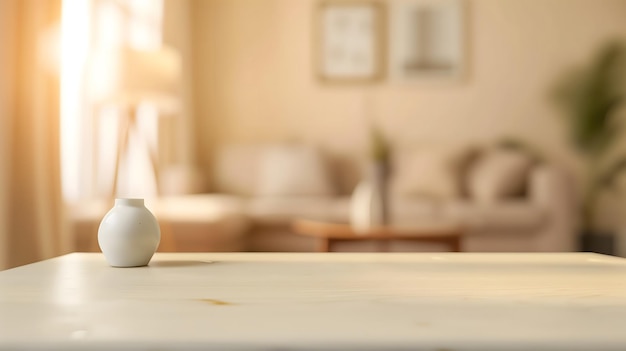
<box><xmin>115</xmin><ymin>198</ymin><xmax>144</xmax><ymax>207</ymax></box>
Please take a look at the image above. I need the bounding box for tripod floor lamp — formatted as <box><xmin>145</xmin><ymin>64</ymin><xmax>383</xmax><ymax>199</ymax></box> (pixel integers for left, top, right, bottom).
<box><xmin>89</xmin><ymin>45</ymin><xmax>182</xmax><ymax>199</ymax></box>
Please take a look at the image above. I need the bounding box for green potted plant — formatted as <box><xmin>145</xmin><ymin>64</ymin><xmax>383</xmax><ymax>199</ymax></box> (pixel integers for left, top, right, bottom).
<box><xmin>552</xmin><ymin>41</ymin><xmax>626</xmax><ymax>251</ymax></box>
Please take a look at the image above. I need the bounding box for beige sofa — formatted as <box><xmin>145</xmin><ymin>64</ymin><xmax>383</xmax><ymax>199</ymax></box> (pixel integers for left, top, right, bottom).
<box><xmin>71</xmin><ymin>143</ymin><xmax>577</xmax><ymax>253</ymax></box>
<box><xmin>208</xmin><ymin>143</ymin><xmax>577</xmax><ymax>252</ymax></box>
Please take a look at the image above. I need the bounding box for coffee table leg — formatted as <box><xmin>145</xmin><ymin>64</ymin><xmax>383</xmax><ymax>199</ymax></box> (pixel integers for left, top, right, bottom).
<box><xmin>318</xmin><ymin>238</ymin><xmax>331</xmax><ymax>252</ymax></box>
<box><xmin>449</xmin><ymin>236</ymin><xmax>462</xmax><ymax>252</ymax></box>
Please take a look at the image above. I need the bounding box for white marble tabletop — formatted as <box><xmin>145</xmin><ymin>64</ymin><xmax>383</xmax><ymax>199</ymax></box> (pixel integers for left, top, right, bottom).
<box><xmin>1</xmin><ymin>252</ymin><xmax>626</xmax><ymax>351</ymax></box>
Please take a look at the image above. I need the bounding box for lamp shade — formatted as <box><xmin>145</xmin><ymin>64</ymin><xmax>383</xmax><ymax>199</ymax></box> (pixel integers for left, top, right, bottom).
<box><xmin>89</xmin><ymin>45</ymin><xmax>182</xmax><ymax>112</ymax></box>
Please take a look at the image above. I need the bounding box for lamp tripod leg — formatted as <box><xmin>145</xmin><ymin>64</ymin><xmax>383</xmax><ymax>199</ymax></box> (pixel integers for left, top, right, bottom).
<box><xmin>111</xmin><ymin>109</ymin><xmax>133</xmax><ymax>199</ymax></box>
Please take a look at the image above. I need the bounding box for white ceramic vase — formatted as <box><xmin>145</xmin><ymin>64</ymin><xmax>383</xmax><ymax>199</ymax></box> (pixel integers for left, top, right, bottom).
<box><xmin>349</xmin><ymin>162</ymin><xmax>389</xmax><ymax>233</ymax></box>
<box><xmin>98</xmin><ymin>198</ymin><xmax>161</xmax><ymax>267</ymax></box>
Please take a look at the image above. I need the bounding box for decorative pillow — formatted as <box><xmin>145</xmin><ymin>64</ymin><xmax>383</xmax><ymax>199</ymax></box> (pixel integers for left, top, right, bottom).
<box><xmin>255</xmin><ymin>144</ymin><xmax>335</xmax><ymax>197</ymax></box>
<box><xmin>391</xmin><ymin>146</ymin><xmax>475</xmax><ymax>199</ymax></box>
<box><xmin>467</xmin><ymin>149</ymin><xmax>534</xmax><ymax>203</ymax></box>
<box><xmin>214</xmin><ymin>145</ymin><xmax>265</xmax><ymax>196</ymax></box>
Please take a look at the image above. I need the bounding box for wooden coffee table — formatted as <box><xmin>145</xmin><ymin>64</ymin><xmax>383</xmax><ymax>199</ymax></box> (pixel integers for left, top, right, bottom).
<box><xmin>292</xmin><ymin>219</ymin><xmax>464</xmax><ymax>252</ymax></box>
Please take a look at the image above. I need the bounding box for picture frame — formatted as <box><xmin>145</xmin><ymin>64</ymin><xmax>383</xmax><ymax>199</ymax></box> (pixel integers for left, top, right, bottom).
<box><xmin>388</xmin><ymin>0</ymin><xmax>465</xmax><ymax>82</ymax></box>
<box><xmin>315</xmin><ymin>1</ymin><xmax>386</xmax><ymax>83</ymax></box>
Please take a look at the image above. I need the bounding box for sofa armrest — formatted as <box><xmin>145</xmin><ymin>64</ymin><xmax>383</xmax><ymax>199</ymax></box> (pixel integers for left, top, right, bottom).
<box><xmin>528</xmin><ymin>165</ymin><xmax>577</xmax><ymax>251</ymax></box>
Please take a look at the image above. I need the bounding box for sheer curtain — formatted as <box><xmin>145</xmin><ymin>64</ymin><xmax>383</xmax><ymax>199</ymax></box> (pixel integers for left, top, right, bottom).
<box><xmin>0</xmin><ymin>0</ymin><xmax>70</xmax><ymax>269</ymax></box>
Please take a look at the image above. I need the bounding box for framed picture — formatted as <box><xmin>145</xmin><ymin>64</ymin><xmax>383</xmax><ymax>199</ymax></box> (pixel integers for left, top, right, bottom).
<box><xmin>389</xmin><ymin>0</ymin><xmax>465</xmax><ymax>82</ymax></box>
<box><xmin>316</xmin><ymin>1</ymin><xmax>385</xmax><ymax>82</ymax></box>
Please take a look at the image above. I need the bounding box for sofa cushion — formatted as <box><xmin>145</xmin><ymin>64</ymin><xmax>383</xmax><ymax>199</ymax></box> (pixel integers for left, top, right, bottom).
<box><xmin>246</xmin><ymin>196</ymin><xmax>351</xmax><ymax>225</ymax></box>
<box><xmin>443</xmin><ymin>200</ymin><xmax>546</xmax><ymax>232</ymax></box>
<box><xmin>256</xmin><ymin>144</ymin><xmax>336</xmax><ymax>197</ymax></box>
<box><xmin>392</xmin><ymin>146</ymin><xmax>475</xmax><ymax>199</ymax></box>
<box><xmin>214</xmin><ymin>145</ymin><xmax>264</xmax><ymax>196</ymax></box>
<box><xmin>388</xmin><ymin>198</ymin><xmax>441</xmax><ymax>226</ymax></box>
<box><xmin>247</xmin><ymin>196</ymin><xmax>444</xmax><ymax>227</ymax></box>
<box><xmin>467</xmin><ymin>149</ymin><xmax>534</xmax><ymax>203</ymax></box>
<box><xmin>145</xmin><ymin>194</ymin><xmax>246</xmax><ymax>222</ymax></box>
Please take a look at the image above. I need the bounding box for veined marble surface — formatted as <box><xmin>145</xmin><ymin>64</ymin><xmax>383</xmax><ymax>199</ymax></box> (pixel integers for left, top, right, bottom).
<box><xmin>1</xmin><ymin>252</ymin><xmax>625</xmax><ymax>350</ymax></box>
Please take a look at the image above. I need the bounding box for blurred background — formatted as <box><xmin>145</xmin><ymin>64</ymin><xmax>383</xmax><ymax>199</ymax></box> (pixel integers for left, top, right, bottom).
<box><xmin>2</xmin><ymin>0</ymin><xmax>626</xmax><ymax>269</ymax></box>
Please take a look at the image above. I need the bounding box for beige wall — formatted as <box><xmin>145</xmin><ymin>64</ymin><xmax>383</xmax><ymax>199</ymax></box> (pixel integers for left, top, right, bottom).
<box><xmin>190</xmin><ymin>0</ymin><xmax>626</xmax><ymax>188</ymax></box>
<box><xmin>163</xmin><ymin>0</ymin><xmax>196</xmax><ymax>166</ymax></box>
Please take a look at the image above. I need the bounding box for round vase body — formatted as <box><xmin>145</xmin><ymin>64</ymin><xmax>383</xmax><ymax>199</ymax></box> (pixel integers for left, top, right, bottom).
<box><xmin>98</xmin><ymin>198</ymin><xmax>161</xmax><ymax>267</ymax></box>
